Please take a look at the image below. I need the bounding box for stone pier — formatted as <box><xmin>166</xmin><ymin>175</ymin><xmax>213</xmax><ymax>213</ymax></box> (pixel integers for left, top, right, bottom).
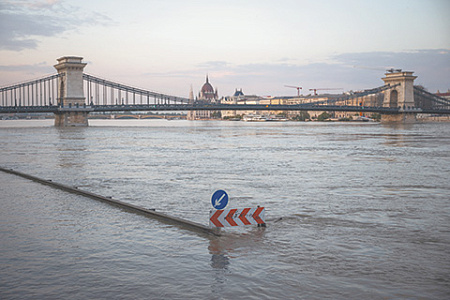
<box><xmin>380</xmin><ymin>112</ymin><xmax>417</xmax><ymax>123</ymax></box>
<box><xmin>54</xmin><ymin>56</ymin><xmax>91</xmax><ymax>127</ymax></box>
<box><xmin>381</xmin><ymin>70</ymin><xmax>418</xmax><ymax>123</ymax></box>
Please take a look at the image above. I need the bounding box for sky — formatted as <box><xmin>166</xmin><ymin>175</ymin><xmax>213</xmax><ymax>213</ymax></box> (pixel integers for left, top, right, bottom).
<box><xmin>0</xmin><ymin>0</ymin><xmax>449</xmax><ymax>98</ymax></box>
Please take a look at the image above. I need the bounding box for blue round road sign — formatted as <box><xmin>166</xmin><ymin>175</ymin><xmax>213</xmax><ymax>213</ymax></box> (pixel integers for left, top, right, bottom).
<box><xmin>211</xmin><ymin>190</ymin><xmax>228</xmax><ymax>210</ymax></box>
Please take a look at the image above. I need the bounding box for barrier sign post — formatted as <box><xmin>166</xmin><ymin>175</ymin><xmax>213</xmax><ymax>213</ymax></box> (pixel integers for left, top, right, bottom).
<box><xmin>209</xmin><ymin>207</ymin><xmax>265</xmax><ymax>228</ymax></box>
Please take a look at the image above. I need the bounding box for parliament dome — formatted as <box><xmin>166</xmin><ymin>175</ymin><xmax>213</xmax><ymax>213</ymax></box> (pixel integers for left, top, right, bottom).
<box><xmin>201</xmin><ymin>76</ymin><xmax>215</xmax><ymax>94</ymax></box>
<box><xmin>199</xmin><ymin>75</ymin><xmax>217</xmax><ymax>100</ymax></box>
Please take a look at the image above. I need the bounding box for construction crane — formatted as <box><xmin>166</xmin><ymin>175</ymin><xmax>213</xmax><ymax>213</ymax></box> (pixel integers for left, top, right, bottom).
<box><xmin>285</xmin><ymin>85</ymin><xmax>302</xmax><ymax>96</ymax></box>
<box><xmin>309</xmin><ymin>88</ymin><xmax>343</xmax><ymax>96</ymax></box>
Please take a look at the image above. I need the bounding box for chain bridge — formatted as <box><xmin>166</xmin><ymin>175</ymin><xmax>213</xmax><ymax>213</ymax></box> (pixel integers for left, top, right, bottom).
<box><xmin>1</xmin><ymin>56</ymin><xmax>449</xmax><ymax>126</ymax></box>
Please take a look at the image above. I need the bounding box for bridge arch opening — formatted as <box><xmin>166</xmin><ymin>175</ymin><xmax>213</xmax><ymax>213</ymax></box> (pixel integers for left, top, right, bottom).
<box><xmin>390</xmin><ymin>90</ymin><xmax>398</xmax><ymax>108</ymax></box>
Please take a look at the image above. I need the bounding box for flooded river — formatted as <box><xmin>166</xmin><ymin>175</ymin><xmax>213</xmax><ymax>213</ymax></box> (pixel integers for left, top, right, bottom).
<box><xmin>1</xmin><ymin>119</ymin><xmax>449</xmax><ymax>299</ymax></box>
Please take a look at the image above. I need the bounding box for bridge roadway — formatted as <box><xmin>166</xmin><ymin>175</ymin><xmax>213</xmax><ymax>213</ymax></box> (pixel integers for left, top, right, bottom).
<box><xmin>1</xmin><ymin>103</ymin><xmax>450</xmax><ymax>115</ymax></box>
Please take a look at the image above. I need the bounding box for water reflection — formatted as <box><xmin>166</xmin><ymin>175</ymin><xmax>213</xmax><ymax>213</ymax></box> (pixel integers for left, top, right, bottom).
<box><xmin>208</xmin><ymin>228</ymin><xmax>267</xmax><ymax>296</ymax></box>
<box><xmin>56</xmin><ymin>127</ymin><xmax>87</xmax><ymax>168</ymax></box>
<box><xmin>208</xmin><ymin>228</ymin><xmax>267</xmax><ymax>264</ymax></box>
<box><xmin>209</xmin><ymin>237</ymin><xmax>231</xmax><ymax>270</ymax></box>
<box><xmin>208</xmin><ymin>236</ymin><xmax>230</xmax><ymax>297</ymax></box>
<box><xmin>381</xmin><ymin>123</ymin><xmax>415</xmax><ymax>131</ymax></box>
<box><xmin>380</xmin><ymin>123</ymin><xmax>416</xmax><ymax>147</ymax></box>
<box><xmin>382</xmin><ymin>133</ymin><xmax>407</xmax><ymax>147</ymax></box>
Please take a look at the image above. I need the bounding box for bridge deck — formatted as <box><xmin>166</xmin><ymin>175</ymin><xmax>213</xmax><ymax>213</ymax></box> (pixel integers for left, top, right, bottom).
<box><xmin>1</xmin><ymin>103</ymin><xmax>450</xmax><ymax>115</ymax></box>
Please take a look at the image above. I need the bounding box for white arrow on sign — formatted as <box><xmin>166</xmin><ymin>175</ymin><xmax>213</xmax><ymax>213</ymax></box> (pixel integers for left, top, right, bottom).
<box><xmin>215</xmin><ymin>193</ymin><xmax>226</xmax><ymax>208</ymax></box>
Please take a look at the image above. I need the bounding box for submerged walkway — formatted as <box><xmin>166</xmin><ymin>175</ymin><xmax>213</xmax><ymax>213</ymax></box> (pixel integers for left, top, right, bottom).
<box><xmin>0</xmin><ymin>167</ymin><xmax>220</xmax><ymax>237</ymax></box>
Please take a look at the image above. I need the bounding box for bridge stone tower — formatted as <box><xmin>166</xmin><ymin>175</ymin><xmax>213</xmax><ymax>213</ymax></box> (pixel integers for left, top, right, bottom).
<box><xmin>381</xmin><ymin>70</ymin><xmax>417</xmax><ymax>123</ymax></box>
<box><xmin>54</xmin><ymin>56</ymin><xmax>90</xmax><ymax>126</ymax></box>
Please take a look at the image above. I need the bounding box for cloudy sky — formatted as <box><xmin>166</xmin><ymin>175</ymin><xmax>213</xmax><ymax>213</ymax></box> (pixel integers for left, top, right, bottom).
<box><xmin>0</xmin><ymin>0</ymin><xmax>449</xmax><ymax>97</ymax></box>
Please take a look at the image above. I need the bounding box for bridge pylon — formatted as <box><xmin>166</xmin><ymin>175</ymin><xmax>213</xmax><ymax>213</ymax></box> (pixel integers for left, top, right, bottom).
<box><xmin>381</xmin><ymin>70</ymin><xmax>418</xmax><ymax>123</ymax></box>
<box><xmin>54</xmin><ymin>56</ymin><xmax>90</xmax><ymax>126</ymax></box>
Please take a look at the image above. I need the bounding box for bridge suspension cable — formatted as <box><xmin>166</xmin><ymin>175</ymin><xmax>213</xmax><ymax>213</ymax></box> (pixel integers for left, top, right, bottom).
<box><xmin>296</xmin><ymin>84</ymin><xmax>399</xmax><ymax>107</ymax></box>
<box><xmin>414</xmin><ymin>86</ymin><xmax>450</xmax><ymax>110</ymax></box>
<box><xmin>83</xmin><ymin>73</ymin><xmax>190</xmax><ymax>106</ymax></box>
<box><xmin>0</xmin><ymin>74</ymin><xmax>61</xmax><ymax>107</ymax></box>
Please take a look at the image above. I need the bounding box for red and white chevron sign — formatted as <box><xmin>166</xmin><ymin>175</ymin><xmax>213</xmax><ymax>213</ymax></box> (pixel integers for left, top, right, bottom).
<box><xmin>209</xmin><ymin>207</ymin><xmax>265</xmax><ymax>227</ymax></box>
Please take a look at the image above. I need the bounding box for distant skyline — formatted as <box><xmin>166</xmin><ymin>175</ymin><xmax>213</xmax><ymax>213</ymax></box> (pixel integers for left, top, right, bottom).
<box><xmin>1</xmin><ymin>0</ymin><xmax>449</xmax><ymax>97</ymax></box>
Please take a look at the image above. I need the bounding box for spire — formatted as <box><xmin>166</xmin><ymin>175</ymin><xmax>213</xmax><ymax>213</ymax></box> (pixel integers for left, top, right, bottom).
<box><xmin>189</xmin><ymin>84</ymin><xmax>194</xmax><ymax>101</ymax></box>
<box><xmin>206</xmin><ymin>74</ymin><xmax>209</xmax><ymax>84</ymax></box>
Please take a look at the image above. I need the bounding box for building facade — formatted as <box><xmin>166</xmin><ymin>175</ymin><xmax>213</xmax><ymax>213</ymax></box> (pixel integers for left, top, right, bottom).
<box><xmin>220</xmin><ymin>92</ymin><xmax>384</xmax><ymax>120</ymax></box>
<box><xmin>187</xmin><ymin>75</ymin><xmax>218</xmax><ymax>120</ymax></box>
<box><xmin>221</xmin><ymin>89</ymin><xmax>261</xmax><ymax>118</ymax></box>
<box><xmin>436</xmin><ymin>90</ymin><xmax>450</xmax><ymax>100</ymax></box>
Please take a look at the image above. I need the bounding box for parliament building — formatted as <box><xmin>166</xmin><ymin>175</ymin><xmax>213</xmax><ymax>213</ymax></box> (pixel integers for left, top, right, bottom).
<box><xmin>187</xmin><ymin>75</ymin><xmax>218</xmax><ymax>120</ymax></box>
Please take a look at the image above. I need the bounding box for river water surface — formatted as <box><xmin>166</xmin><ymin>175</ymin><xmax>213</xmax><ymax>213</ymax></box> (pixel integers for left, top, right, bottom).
<box><xmin>0</xmin><ymin>119</ymin><xmax>449</xmax><ymax>299</ymax></box>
